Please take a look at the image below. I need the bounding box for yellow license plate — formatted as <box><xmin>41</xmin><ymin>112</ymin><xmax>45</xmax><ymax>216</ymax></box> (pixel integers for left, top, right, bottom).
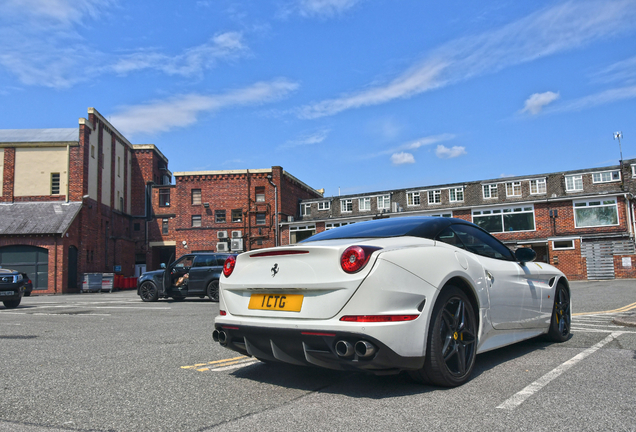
<box><xmin>248</xmin><ymin>294</ymin><xmax>303</xmax><ymax>312</ymax></box>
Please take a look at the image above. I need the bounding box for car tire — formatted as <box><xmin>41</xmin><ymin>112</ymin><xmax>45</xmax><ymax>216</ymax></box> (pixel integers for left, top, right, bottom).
<box><xmin>546</xmin><ymin>283</ymin><xmax>571</xmax><ymax>342</ymax></box>
<box><xmin>207</xmin><ymin>280</ymin><xmax>219</xmax><ymax>302</ymax></box>
<box><xmin>411</xmin><ymin>286</ymin><xmax>477</xmax><ymax>387</ymax></box>
<box><xmin>23</xmin><ymin>291</ymin><xmax>31</xmax><ymax>297</ymax></box>
<box><xmin>139</xmin><ymin>281</ymin><xmax>159</xmax><ymax>302</ymax></box>
<box><xmin>3</xmin><ymin>298</ymin><xmax>21</xmax><ymax>309</ymax></box>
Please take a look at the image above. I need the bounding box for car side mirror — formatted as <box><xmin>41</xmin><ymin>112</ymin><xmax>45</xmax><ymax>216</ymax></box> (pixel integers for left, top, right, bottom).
<box><xmin>515</xmin><ymin>247</ymin><xmax>536</xmax><ymax>264</ymax></box>
<box><xmin>160</xmin><ymin>263</ymin><xmax>166</xmax><ymax>269</ymax></box>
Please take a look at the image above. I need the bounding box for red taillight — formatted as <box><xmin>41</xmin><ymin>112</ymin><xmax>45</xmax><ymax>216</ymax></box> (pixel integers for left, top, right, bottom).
<box><xmin>340</xmin><ymin>246</ymin><xmax>382</xmax><ymax>274</ymax></box>
<box><xmin>222</xmin><ymin>256</ymin><xmax>236</xmax><ymax>278</ymax></box>
<box><xmin>219</xmin><ymin>310</ymin><xmax>227</xmax><ymax>316</ymax></box>
<box><xmin>340</xmin><ymin>314</ymin><xmax>419</xmax><ymax>322</ymax></box>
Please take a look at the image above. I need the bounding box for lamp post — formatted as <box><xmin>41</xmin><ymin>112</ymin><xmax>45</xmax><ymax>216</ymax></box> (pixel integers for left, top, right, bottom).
<box><xmin>614</xmin><ymin>131</ymin><xmax>623</xmax><ymax>163</ymax></box>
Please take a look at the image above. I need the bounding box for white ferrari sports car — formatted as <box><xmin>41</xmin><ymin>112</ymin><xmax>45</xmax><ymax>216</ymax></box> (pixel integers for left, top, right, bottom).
<box><xmin>213</xmin><ymin>216</ymin><xmax>571</xmax><ymax>386</ymax></box>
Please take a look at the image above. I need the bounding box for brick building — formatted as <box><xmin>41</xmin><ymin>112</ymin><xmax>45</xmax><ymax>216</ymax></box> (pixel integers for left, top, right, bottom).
<box><xmin>0</xmin><ymin>108</ymin><xmax>169</xmax><ymax>294</ymax></box>
<box><xmin>286</xmin><ymin>160</ymin><xmax>636</xmax><ymax>281</ymax></box>
<box><xmin>145</xmin><ymin>167</ymin><xmax>322</xmax><ymax>268</ymax></box>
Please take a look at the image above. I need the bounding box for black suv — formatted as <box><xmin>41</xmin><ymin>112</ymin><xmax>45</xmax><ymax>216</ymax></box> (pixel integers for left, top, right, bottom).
<box><xmin>0</xmin><ymin>268</ymin><xmax>25</xmax><ymax>309</ymax></box>
<box><xmin>137</xmin><ymin>253</ymin><xmax>231</xmax><ymax>302</ymax></box>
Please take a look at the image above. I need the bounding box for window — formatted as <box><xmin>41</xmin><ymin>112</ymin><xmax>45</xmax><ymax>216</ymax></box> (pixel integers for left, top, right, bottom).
<box><xmin>255</xmin><ymin>186</ymin><xmax>265</xmax><ymax>202</ymax></box>
<box><xmin>359</xmin><ymin>197</ymin><xmax>371</xmax><ymax>211</ymax></box>
<box><xmin>565</xmin><ymin>175</ymin><xmax>583</xmax><ymax>192</ymax></box>
<box><xmin>162</xmin><ymin>219</ymin><xmax>169</xmax><ymax>234</ymax></box>
<box><xmin>377</xmin><ymin>195</ymin><xmax>391</xmax><ymax>210</ymax></box>
<box><xmin>632</xmin><ymin>165</ymin><xmax>636</xmax><ymax>177</ymax></box>
<box><xmin>215</xmin><ymin>210</ymin><xmax>226</xmax><ymax>223</ymax></box>
<box><xmin>290</xmin><ymin>224</ymin><xmax>316</xmax><ymax>243</ymax></box>
<box><xmin>231</xmin><ymin>209</ymin><xmax>242</xmax><ymax>222</ymax></box>
<box><xmin>407</xmin><ymin>192</ymin><xmax>420</xmax><ymax>206</ymax></box>
<box><xmin>159</xmin><ymin>189</ymin><xmax>170</xmax><ymax>207</ymax></box>
<box><xmin>505</xmin><ymin>181</ymin><xmax>521</xmax><ymax>197</ymax></box>
<box><xmin>301</xmin><ymin>203</ymin><xmax>311</xmax><ymax>216</ymax></box>
<box><xmin>318</xmin><ymin>201</ymin><xmax>331</xmax><ymax>211</ymax></box>
<box><xmin>436</xmin><ymin>225</ymin><xmax>514</xmax><ymax>261</ymax></box>
<box><xmin>426</xmin><ymin>212</ymin><xmax>452</xmax><ymax>218</ymax></box>
<box><xmin>530</xmin><ymin>179</ymin><xmax>546</xmax><ymax>195</ymax></box>
<box><xmin>192</xmin><ymin>215</ymin><xmax>202</xmax><ymax>227</ymax></box>
<box><xmin>553</xmin><ymin>240</ymin><xmax>575</xmax><ymax>250</ymax></box>
<box><xmin>449</xmin><ymin>187</ymin><xmax>464</xmax><ymax>202</ymax></box>
<box><xmin>483</xmin><ymin>184</ymin><xmax>498</xmax><ymax>199</ymax></box>
<box><xmin>51</xmin><ymin>173</ymin><xmax>60</xmax><ymax>195</ymax></box>
<box><xmin>341</xmin><ymin>199</ymin><xmax>352</xmax><ymax>213</ymax></box>
<box><xmin>133</xmin><ymin>223</ymin><xmax>140</xmax><ymax>231</ymax></box>
<box><xmin>191</xmin><ymin>189</ymin><xmax>201</xmax><ymax>205</ymax></box>
<box><xmin>91</xmin><ymin>145</ymin><xmax>95</xmax><ymax>159</ymax></box>
<box><xmin>472</xmin><ymin>206</ymin><xmax>535</xmax><ymax>233</ymax></box>
<box><xmin>574</xmin><ymin>199</ymin><xmax>619</xmax><ymax>228</ymax></box>
<box><xmin>117</xmin><ymin>156</ymin><xmax>121</xmax><ymax>177</ymax></box>
<box><xmin>428</xmin><ymin>190</ymin><xmax>441</xmax><ymax>204</ymax></box>
<box><xmin>326</xmin><ymin>221</ymin><xmax>354</xmax><ymax>230</ymax></box>
<box><xmin>256</xmin><ymin>213</ymin><xmax>266</xmax><ymax>225</ymax></box>
<box><xmin>592</xmin><ymin>170</ymin><xmax>620</xmax><ymax>183</ymax></box>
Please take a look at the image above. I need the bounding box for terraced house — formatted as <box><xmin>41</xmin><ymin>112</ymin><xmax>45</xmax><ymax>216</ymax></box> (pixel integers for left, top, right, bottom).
<box><xmin>283</xmin><ymin>160</ymin><xmax>636</xmax><ymax>281</ymax></box>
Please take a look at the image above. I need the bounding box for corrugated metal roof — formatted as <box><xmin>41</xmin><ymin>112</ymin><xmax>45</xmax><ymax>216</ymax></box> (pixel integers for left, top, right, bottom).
<box><xmin>0</xmin><ymin>202</ymin><xmax>82</xmax><ymax>235</ymax></box>
<box><xmin>0</xmin><ymin>128</ymin><xmax>78</xmax><ymax>143</ymax></box>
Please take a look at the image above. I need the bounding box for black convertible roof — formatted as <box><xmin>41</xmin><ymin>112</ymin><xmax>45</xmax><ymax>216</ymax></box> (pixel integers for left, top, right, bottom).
<box><xmin>302</xmin><ymin>216</ymin><xmax>476</xmax><ymax>243</ymax></box>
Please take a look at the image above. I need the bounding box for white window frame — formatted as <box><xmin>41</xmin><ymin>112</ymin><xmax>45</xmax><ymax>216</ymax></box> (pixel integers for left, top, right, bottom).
<box><xmin>377</xmin><ymin>195</ymin><xmax>391</xmax><ymax>210</ymax></box>
<box><xmin>424</xmin><ymin>211</ymin><xmax>453</xmax><ymax>218</ymax></box>
<box><xmin>326</xmin><ymin>221</ymin><xmax>355</xmax><ymax>230</ymax></box>
<box><xmin>565</xmin><ymin>174</ymin><xmax>583</xmax><ymax>192</ymax></box>
<box><xmin>529</xmin><ymin>178</ymin><xmax>546</xmax><ymax>195</ymax></box>
<box><xmin>552</xmin><ymin>239</ymin><xmax>575</xmax><ymax>250</ymax></box>
<box><xmin>301</xmin><ymin>203</ymin><xmax>311</xmax><ymax>216</ymax></box>
<box><xmin>449</xmin><ymin>187</ymin><xmax>464</xmax><ymax>202</ymax></box>
<box><xmin>505</xmin><ymin>181</ymin><xmax>521</xmax><ymax>197</ymax></box>
<box><xmin>340</xmin><ymin>199</ymin><xmax>353</xmax><ymax>213</ymax></box>
<box><xmin>632</xmin><ymin>164</ymin><xmax>636</xmax><ymax>177</ymax></box>
<box><xmin>407</xmin><ymin>192</ymin><xmax>420</xmax><ymax>206</ymax></box>
<box><xmin>428</xmin><ymin>190</ymin><xmax>441</xmax><ymax>205</ymax></box>
<box><xmin>317</xmin><ymin>201</ymin><xmax>331</xmax><ymax>211</ymax></box>
<box><xmin>573</xmin><ymin>198</ymin><xmax>619</xmax><ymax>228</ymax></box>
<box><xmin>483</xmin><ymin>184</ymin><xmax>498</xmax><ymax>199</ymax></box>
<box><xmin>358</xmin><ymin>197</ymin><xmax>371</xmax><ymax>211</ymax></box>
<box><xmin>592</xmin><ymin>170</ymin><xmax>621</xmax><ymax>183</ymax></box>
<box><xmin>472</xmin><ymin>205</ymin><xmax>536</xmax><ymax>233</ymax></box>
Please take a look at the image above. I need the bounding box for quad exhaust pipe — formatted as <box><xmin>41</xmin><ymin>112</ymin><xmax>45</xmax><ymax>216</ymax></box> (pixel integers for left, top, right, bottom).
<box><xmin>335</xmin><ymin>340</ymin><xmax>377</xmax><ymax>358</ymax></box>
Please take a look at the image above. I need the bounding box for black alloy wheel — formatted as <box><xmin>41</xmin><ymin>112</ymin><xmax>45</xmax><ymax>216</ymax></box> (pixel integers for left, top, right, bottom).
<box><xmin>139</xmin><ymin>281</ymin><xmax>159</xmax><ymax>302</ymax></box>
<box><xmin>207</xmin><ymin>280</ymin><xmax>219</xmax><ymax>302</ymax></box>
<box><xmin>546</xmin><ymin>283</ymin><xmax>571</xmax><ymax>342</ymax></box>
<box><xmin>411</xmin><ymin>286</ymin><xmax>477</xmax><ymax>387</ymax></box>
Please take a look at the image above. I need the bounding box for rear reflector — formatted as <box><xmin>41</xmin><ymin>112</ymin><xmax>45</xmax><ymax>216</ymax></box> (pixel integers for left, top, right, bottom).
<box><xmin>219</xmin><ymin>310</ymin><xmax>227</xmax><ymax>316</ymax></box>
<box><xmin>250</xmin><ymin>250</ymin><xmax>309</xmax><ymax>257</ymax></box>
<box><xmin>340</xmin><ymin>315</ymin><xmax>419</xmax><ymax>322</ymax></box>
<box><xmin>222</xmin><ymin>325</ymin><xmax>239</xmax><ymax>330</ymax></box>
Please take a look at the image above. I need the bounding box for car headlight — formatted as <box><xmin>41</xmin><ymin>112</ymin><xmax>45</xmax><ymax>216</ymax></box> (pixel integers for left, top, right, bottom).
<box><xmin>13</xmin><ymin>274</ymin><xmax>23</xmax><ymax>283</ymax></box>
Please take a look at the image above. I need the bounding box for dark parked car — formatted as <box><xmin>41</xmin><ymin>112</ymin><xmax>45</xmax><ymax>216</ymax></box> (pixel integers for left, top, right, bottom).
<box><xmin>0</xmin><ymin>268</ymin><xmax>25</xmax><ymax>308</ymax></box>
<box><xmin>137</xmin><ymin>253</ymin><xmax>231</xmax><ymax>302</ymax></box>
<box><xmin>21</xmin><ymin>273</ymin><xmax>33</xmax><ymax>296</ymax></box>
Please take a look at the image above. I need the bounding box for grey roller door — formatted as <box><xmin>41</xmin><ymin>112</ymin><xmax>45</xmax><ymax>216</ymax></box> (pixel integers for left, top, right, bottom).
<box><xmin>0</xmin><ymin>245</ymin><xmax>49</xmax><ymax>290</ymax></box>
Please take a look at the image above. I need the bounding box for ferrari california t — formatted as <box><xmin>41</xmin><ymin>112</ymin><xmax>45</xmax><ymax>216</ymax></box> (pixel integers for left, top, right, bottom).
<box><xmin>213</xmin><ymin>216</ymin><xmax>571</xmax><ymax>386</ymax></box>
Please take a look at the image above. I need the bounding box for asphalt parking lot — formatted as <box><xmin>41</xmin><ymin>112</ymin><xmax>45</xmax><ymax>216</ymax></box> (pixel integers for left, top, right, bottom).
<box><xmin>1</xmin><ymin>280</ymin><xmax>635</xmax><ymax>431</ymax></box>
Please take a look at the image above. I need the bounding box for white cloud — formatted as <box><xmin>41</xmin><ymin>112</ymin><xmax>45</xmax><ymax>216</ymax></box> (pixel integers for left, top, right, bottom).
<box><xmin>364</xmin><ymin>133</ymin><xmax>456</xmax><ymax>159</ymax></box>
<box><xmin>0</xmin><ymin>0</ymin><xmax>115</xmax><ymax>27</ymax></box>
<box><xmin>592</xmin><ymin>55</ymin><xmax>636</xmax><ymax>84</ymax></box>
<box><xmin>553</xmin><ymin>84</ymin><xmax>636</xmax><ymax>113</ymax></box>
<box><xmin>435</xmin><ymin>145</ymin><xmax>466</xmax><ymax>159</ymax></box>
<box><xmin>279</xmin><ymin>129</ymin><xmax>330</xmax><ymax>149</ymax></box>
<box><xmin>111</xmin><ymin>32</ymin><xmax>248</xmax><ymax>78</ymax></box>
<box><xmin>391</xmin><ymin>152</ymin><xmax>415</xmax><ymax>165</ymax></box>
<box><xmin>110</xmin><ymin>79</ymin><xmax>299</xmax><ymax>136</ymax></box>
<box><xmin>299</xmin><ymin>0</ymin><xmax>636</xmax><ymax>118</ymax></box>
<box><xmin>521</xmin><ymin>91</ymin><xmax>560</xmax><ymax>115</ymax></box>
<box><xmin>280</xmin><ymin>0</ymin><xmax>360</xmax><ymax>18</ymax></box>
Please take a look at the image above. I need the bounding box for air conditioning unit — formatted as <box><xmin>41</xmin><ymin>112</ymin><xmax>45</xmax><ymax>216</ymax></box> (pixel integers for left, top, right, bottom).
<box><xmin>216</xmin><ymin>242</ymin><xmax>229</xmax><ymax>252</ymax></box>
<box><xmin>217</xmin><ymin>231</ymin><xmax>228</xmax><ymax>239</ymax></box>
<box><xmin>230</xmin><ymin>239</ymin><xmax>244</xmax><ymax>251</ymax></box>
<box><xmin>231</xmin><ymin>230</ymin><xmax>242</xmax><ymax>239</ymax></box>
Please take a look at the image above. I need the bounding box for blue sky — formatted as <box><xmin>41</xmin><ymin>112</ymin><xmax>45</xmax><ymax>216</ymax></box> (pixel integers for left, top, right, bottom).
<box><xmin>1</xmin><ymin>0</ymin><xmax>635</xmax><ymax>197</ymax></box>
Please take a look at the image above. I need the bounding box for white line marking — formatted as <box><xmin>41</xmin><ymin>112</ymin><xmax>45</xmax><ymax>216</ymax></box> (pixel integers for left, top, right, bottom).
<box><xmin>497</xmin><ymin>332</ymin><xmax>623</xmax><ymax>410</ymax></box>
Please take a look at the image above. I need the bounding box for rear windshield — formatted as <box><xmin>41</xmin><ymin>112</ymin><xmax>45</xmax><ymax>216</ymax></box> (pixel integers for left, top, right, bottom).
<box><xmin>301</xmin><ymin>218</ymin><xmax>440</xmax><ymax>242</ymax></box>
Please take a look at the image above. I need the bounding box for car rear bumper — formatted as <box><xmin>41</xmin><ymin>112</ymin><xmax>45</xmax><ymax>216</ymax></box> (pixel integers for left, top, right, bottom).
<box><xmin>213</xmin><ymin>323</ymin><xmax>425</xmax><ymax>374</ymax></box>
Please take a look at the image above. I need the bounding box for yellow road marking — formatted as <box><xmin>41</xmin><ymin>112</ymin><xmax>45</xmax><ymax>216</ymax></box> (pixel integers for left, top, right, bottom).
<box><xmin>181</xmin><ymin>355</ymin><xmax>250</xmax><ymax>370</ymax></box>
<box><xmin>573</xmin><ymin>301</ymin><xmax>636</xmax><ymax>316</ymax></box>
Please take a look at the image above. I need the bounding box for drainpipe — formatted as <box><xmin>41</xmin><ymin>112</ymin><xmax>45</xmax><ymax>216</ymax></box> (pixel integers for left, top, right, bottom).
<box><xmin>267</xmin><ymin>174</ymin><xmax>279</xmax><ymax>247</ymax></box>
<box><xmin>66</xmin><ymin>143</ymin><xmax>70</xmax><ymax>203</ymax></box>
<box><xmin>54</xmin><ymin>236</ymin><xmax>58</xmax><ymax>294</ymax></box>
